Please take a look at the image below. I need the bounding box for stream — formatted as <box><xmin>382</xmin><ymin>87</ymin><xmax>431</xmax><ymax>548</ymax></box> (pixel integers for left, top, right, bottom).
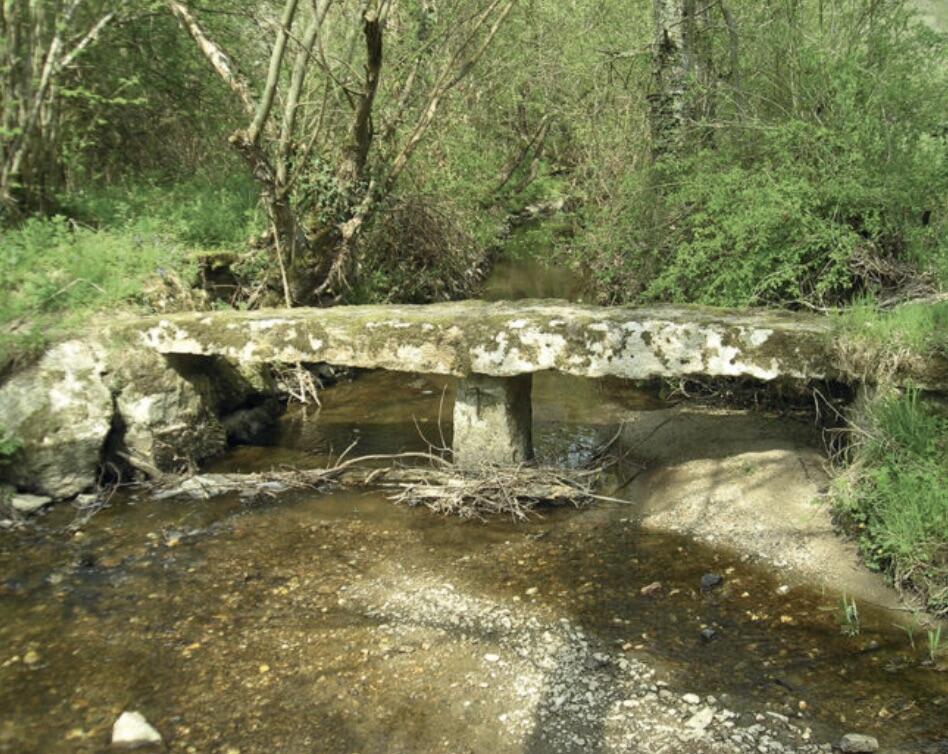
<box><xmin>1</xmin><ymin>240</ymin><xmax>946</xmax><ymax>753</ymax></box>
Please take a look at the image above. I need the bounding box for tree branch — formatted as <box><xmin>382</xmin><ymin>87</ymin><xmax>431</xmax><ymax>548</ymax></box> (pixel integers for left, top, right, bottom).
<box><xmin>337</xmin><ymin>8</ymin><xmax>383</xmax><ymax>188</ymax></box>
<box><xmin>386</xmin><ymin>0</ymin><xmax>515</xmax><ymax>189</ymax></box>
<box><xmin>60</xmin><ymin>9</ymin><xmax>118</xmax><ymax>69</ymax></box>
<box><xmin>276</xmin><ymin>0</ymin><xmax>332</xmax><ymax>186</ymax></box>
<box><xmin>247</xmin><ymin>0</ymin><xmax>300</xmax><ymax>145</ymax></box>
<box><xmin>167</xmin><ymin>0</ymin><xmax>256</xmax><ymax>118</ymax></box>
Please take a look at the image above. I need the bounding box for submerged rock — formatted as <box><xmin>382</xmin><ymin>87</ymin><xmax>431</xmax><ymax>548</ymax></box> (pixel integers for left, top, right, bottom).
<box><xmin>220</xmin><ymin>398</ymin><xmax>280</xmax><ymax>444</ymax></box>
<box><xmin>700</xmin><ymin>627</ymin><xmax>718</xmax><ymax>643</ymax></box>
<box><xmin>111</xmin><ymin>711</ymin><xmax>162</xmax><ymax>748</ymax></box>
<box><xmin>700</xmin><ymin>573</ymin><xmax>724</xmax><ymax>591</ymax></box>
<box><xmin>837</xmin><ymin>733</ymin><xmax>879</xmax><ymax>752</ymax></box>
<box><xmin>640</xmin><ymin>581</ymin><xmax>663</xmax><ymax>596</ymax></box>
<box><xmin>0</xmin><ymin>340</ymin><xmax>112</xmax><ymax>498</ymax></box>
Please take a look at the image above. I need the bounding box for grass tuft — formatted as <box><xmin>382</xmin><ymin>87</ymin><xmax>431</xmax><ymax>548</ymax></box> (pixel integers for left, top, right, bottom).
<box><xmin>831</xmin><ymin>388</ymin><xmax>948</xmax><ymax>615</ymax></box>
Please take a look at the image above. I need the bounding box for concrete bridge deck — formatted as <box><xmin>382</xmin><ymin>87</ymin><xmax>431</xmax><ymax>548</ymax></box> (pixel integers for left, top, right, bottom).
<box><xmin>116</xmin><ymin>300</ymin><xmax>845</xmax><ymax>466</ymax></box>
<box><xmin>125</xmin><ymin>300</ymin><xmax>839</xmax><ymax>383</ymax></box>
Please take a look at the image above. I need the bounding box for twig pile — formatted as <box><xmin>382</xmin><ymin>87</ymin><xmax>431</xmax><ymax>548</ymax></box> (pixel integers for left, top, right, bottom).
<box><xmin>388</xmin><ymin>463</ymin><xmax>598</xmax><ymax>521</ymax></box>
<box><xmin>151</xmin><ymin>452</ymin><xmax>600</xmax><ymax>520</ymax></box>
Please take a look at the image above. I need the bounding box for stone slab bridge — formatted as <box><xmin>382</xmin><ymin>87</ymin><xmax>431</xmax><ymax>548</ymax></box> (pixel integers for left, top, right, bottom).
<box><xmin>113</xmin><ymin>299</ymin><xmax>875</xmax><ymax>467</ymax></box>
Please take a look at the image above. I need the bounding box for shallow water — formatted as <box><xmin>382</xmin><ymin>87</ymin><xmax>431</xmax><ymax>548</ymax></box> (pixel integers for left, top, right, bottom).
<box><xmin>2</xmin><ymin>370</ymin><xmax>947</xmax><ymax>753</ymax></box>
<box><xmin>480</xmin><ymin>256</ymin><xmax>587</xmax><ymax>303</ymax></box>
<box><xmin>1</xmin><ymin>252</ymin><xmax>947</xmax><ymax>753</ymax></box>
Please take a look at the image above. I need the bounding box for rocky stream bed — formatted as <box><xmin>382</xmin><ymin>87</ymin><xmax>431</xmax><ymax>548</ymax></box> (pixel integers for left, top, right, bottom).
<box><xmin>1</xmin><ymin>370</ymin><xmax>946</xmax><ymax>753</ymax></box>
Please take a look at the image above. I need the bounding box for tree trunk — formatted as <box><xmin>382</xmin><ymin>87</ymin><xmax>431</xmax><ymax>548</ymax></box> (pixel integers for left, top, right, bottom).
<box><xmin>649</xmin><ymin>0</ymin><xmax>690</xmax><ymax>158</ymax></box>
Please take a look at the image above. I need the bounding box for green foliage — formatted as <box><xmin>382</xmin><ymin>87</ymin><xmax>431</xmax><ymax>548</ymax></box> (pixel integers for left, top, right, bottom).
<box><xmin>0</xmin><ymin>427</ymin><xmax>21</xmax><ymax>461</ymax></box>
<box><xmin>838</xmin><ymin>299</ymin><xmax>948</xmax><ymax>355</ymax></box>
<box><xmin>0</xmin><ymin>175</ymin><xmax>261</xmax><ymax>369</ymax></box>
<box><xmin>928</xmin><ymin>625</ymin><xmax>943</xmax><ymax>664</ymax></box>
<box><xmin>837</xmin><ymin>594</ymin><xmax>861</xmax><ymax>636</ymax></box>
<box><xmin>832</xmin><ymin>389</ymin><xmax>948</xmax><ymax>615</ymax></box>
<box><xmin>575</xmin><ymin>1</ymin><xmax>948</xmax><ymax>307</ymax></box>
<box><xmin>63</xmin><ymin>174</ymin><xmax>261</xmax><ymax>247</ymax></box>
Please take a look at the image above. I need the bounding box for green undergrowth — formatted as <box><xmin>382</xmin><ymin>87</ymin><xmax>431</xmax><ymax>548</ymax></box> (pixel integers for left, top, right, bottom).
<box><xmin>0</xmin><ymin>175</ymin><xmax>261</xmax><ymax>372</ymax></box>
<box><xmin>833</xmin><ymin>300</ymin><xmax>948</xmax><ymax>389</ymax></box>
<box><xmin>832</xmin><ymin>388</ymin><xmax>948</xmax><ymax>616</ymax></box>
<box><xmin>838</xmin><ymin>299</ymin><xmax>948</xmax><ymax>354</ymax></box>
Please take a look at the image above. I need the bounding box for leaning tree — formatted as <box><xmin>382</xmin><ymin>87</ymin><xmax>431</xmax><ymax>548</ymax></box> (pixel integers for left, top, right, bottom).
<box><xmin>169</xmin><ymin>0</ymin><xmax>515</xmax><ymax>305</ymax></box>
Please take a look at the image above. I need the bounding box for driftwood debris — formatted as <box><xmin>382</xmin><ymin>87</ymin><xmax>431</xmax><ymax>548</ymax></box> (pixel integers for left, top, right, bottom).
<box><xmin>151</xmin><ymin>452</ymin><xmax>600</xmax><ymax>520</ymax></box>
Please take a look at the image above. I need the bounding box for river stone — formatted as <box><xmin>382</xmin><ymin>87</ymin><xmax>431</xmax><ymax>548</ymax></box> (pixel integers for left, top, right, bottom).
<box><xmin>0</xmin><ymin>340</ymin><xmax>112</xmax><ymax>498</ymax></box>
<box><xmin>111</xmin><ymin>710</ymin><xmax>162</xmax><ymax>748</ymax></box>
<box><xmin>838</xmin><ymin>733</ymin><xmax>879</xmax><ymax>752</ymax></box>
<box><xmin>10</xmin><ymin>493</ymin><xmax>52</xmax><ymax>514</ymax></box>
<box><xmin>106</xmin><ymin>350</ymin><xmax>227</xmax><ymax>476</ymax></box>
<box><xmin>685</xmin><ymin>706</ymin><xmax>715</xmax><ymax>731</ymax></box>
<box><xmin>700</xmin><ymin>573</ymin><xmax>724</xmax><ymax>591</ymax></box>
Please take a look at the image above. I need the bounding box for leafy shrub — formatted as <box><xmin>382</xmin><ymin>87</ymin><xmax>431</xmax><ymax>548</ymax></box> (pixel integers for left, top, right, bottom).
<box><xmin>352</xmin><ymin>193</ymin><xmax>487</xmax><ymax>304</ymax></box>
<box><xmin>574</xmin><ymin>2</ymin><xmax>948</xmax><ymax>307</ymax></box>
<box><xmin>0</xmin><ymin>174</ymin><xmax>261</xmax><ymax>370</ymax></box>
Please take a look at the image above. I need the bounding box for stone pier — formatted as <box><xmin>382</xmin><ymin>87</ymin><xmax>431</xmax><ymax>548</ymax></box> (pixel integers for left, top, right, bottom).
<box><xmin>452</xmin><ymin>374</ymin><xmax>533</xmax><ymax>467</ymax></box>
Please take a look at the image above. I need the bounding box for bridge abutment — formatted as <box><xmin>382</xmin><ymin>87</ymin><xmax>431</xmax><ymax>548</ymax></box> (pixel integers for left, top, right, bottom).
<box><xmin>452</xmin><ymin>374</ymin><xmax>533</xmax><ymax>467</ymax></box>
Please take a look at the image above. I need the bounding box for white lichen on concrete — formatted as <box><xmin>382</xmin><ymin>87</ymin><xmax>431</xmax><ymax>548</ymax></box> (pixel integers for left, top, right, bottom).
<box><xmin>118</xmin><ymin>300</ymin><xmax>842</xmax><ymax>384</ymax></box>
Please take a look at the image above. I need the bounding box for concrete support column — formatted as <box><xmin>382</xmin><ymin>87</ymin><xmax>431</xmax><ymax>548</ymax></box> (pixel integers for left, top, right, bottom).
<box><xmin>452</xmin><ymin>374</ymin><xmax>533</xmax><ymax>467</ymax></box>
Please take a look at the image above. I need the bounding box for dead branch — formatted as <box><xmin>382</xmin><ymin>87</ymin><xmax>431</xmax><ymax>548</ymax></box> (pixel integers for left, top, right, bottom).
<box><xmin>150</xmin><ymin>453</ymin><xmax>597</xmax><ymax>520</ymax></box>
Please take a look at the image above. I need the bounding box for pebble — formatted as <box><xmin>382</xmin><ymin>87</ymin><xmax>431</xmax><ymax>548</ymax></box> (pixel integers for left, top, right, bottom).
<box><xmin>484</xmin><ymin>653</ymin><xmax>500</xmax><ymax>663</ymax></box>
<box><xmin>685</xmin><ymin>706</ymin><xmax>715</xmax><ymax>731</ymax></box>
<box><xmin>640</xmin><ymin>581</ymin><xmax>663</xmax><ymax>596</ymax></box>
<box><xmin>682</xmin><ymin>693</ymin><xmax>701</xmax><ymax>705</ymax></box>
<box><xmin>776</xmin><ymin>585</ymin><xmax>791</xmax><ymax>595</ymax></box>
<box><xmin>23</xmin><ymin>650</ymin><xmax>40</xmax><ymax>666</ymax></box>
<box><xmin>838</xmin><ymin>733</ymin><xmax>879</xmax><ymax>752</ymax></box>
<box><xmin>700</xmin><ymin>627</ymin><xmax>718</xmax><ymax>643</ymax></box>
<box><xmin>525</xmin><ymin>587</ymin><xmax>538</xmax><ymax>596</ymax></box>
<box><xmin>111</xmin><ymin>711</ymin><xmax>162</xmax><ymax>748</ymax></box>
<box><xmin>700</xmin><ymin>573</ymin><xmax>724</xmax><ymax>591</ymax></box>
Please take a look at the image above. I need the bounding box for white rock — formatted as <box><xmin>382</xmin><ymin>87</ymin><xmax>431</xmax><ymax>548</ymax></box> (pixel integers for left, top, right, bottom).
<box><xmin>0</xmin><ymin>340</ymin><xmax>113</xmax><ymax>499</ymax></box>
<box><xmin>682</xmin><ymin>692</ymin><xmax>701</xmax><ymax>705</ymax></box>
<box><xmin>838</xmin><ymin>733</ymin><xmax>879</xmax><ymax>753</ymax></box>
<box><xmin>685</xmin><ymin>707</ymin><xmax>715</xmax><ymax>732</ymax></box>
<box><xmin>484</xmin><ymin>653</ymin><xmax>500</xmax><ymax>663</ymax></box>
<box><xmin>111</xmin><ymin>711</ymin><xmax>162</xmax><ymax>748</ymax></box>
<box><xmin>10</xmin><ymin>494</ymin><xmax>52</xmax><ymax>514</ymax></box>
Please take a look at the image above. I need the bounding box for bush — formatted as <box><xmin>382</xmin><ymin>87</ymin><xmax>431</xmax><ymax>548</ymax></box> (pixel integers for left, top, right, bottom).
<box><xmin>574</xmin><ymin>2</ymin><xmax>948</xmax><ymax>307</ymax></box>
<box><xmin>352</xmin><ymin>193</ymin><xmax>488</xmax><ymax>304</ymax></box>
